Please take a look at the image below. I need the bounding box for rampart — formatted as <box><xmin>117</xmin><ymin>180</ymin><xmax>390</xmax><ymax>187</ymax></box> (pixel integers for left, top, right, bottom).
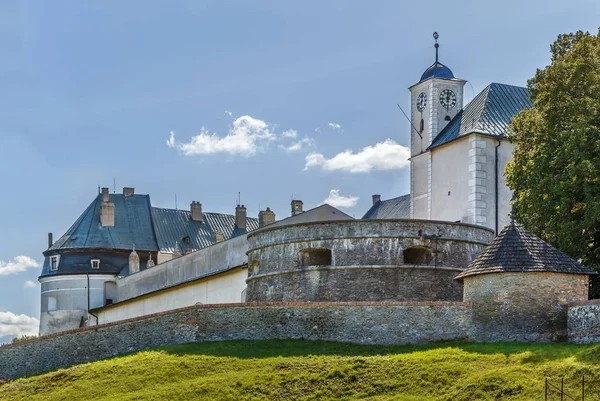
<box><xmin>0</xmin><ymin>302</ymin><xmax>472</xmax><ymax>380</ymax></box>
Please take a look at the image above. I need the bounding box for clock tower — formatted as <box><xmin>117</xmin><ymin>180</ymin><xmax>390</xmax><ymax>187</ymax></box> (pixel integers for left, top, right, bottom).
<box><xmin>408</xmin><ymin>32</ymin><xmax>466</xmax><ymax>220</ymax></box>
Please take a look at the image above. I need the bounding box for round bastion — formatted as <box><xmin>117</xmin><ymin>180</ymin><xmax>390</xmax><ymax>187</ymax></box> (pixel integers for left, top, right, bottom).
<box><xmin>245</xmin><ymin>219</ymin><xmax>494</xmax><ymax>302</ymax></box>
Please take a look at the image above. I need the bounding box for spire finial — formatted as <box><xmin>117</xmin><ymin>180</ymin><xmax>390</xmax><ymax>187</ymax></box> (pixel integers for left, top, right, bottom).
<box><xmin>433</xmin><ymin>32</ymin><xmax>439</xmax><ymax>63</ymax></box>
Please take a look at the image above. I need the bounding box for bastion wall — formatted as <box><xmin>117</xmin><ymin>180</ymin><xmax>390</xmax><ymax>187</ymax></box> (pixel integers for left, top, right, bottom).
<box><xmin>246</xmin><ymin>219</ymin><xmax>494</xmax><ymax>302</ymax></box>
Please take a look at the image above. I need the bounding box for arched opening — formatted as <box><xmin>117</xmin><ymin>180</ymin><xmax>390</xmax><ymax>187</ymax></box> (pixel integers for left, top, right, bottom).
<box><xmin>420</xmin><ymin>118</ymin><xmax>424</xmax><ymax>133</ymax></box>
<box><xmin>249</xmin><ymin>259</ymin><xmax>260</xmax><ymax>276</ymax></box>
<box><xmin>403</xmin><ymin>247</ymin><xmax>433</xmax><ymax>265</ymax></box>
<box><xmin>104</xmin><ymin>281</ymin><xmax>117</xmax><ymax>306</ymax></box>
<box><xmin>299</xmin><ymin>248</ymin><xmax>332</xmax><ymax>267</ymax></box>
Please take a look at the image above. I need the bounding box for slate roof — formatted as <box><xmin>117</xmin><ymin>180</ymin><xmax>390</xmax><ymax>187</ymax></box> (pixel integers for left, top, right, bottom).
<box><xmin>48</xmin><ymin>194</ymin><xmax>159</xmax><ymax>252</ymax></box>
<box><xmin>429</xmin><ymin>83</ymin><xmax>532</xmax><ymax>150</ymax></box>
<box><xmin>419</xmin><ymin>61</ymin><xmax>456</xmax><ymax>83</ymax></box>
<box><xmin>362</xmin><ymin>194</ymin><xmax>410</xmax><ymax>219</ymax></box>
<box><xmin>47</xmin><ymin>194</ymin><xmax>258</xmax><ymax>255</ymax></box>
<box><xmin>455</xmin><ymin>223</ymin><xmax>596</xmax><ymax>280</ymax></box>
<box><xmin>151</xmin><ymin>207</ymin><xmax>258</xmax><ymax>254</ymax></box>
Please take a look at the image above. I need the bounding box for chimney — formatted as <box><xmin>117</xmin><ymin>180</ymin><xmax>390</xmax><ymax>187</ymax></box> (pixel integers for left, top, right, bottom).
<box><xmin>129</xmin><ymin>249</ymin><xmax>140</xmax><ymax>274</ymax></box>
<box><xmin>48</xmin><ymin>233</ymin><xmax>53</xmax><ymax>249</ymax></box>
<box><xmin>101</xmin><ymin>187</ymin><xmax>110</xmax><ymax>202</ymax></box>
<box><xmin>101</xmin><ymin>202</ymin><xmax>115</xmax><ymax>227</ymax></box>
<box><xmin>291</xmin><ymin>200</ymin><xmax>303</xmax><ymax>216</ymax></box>
<box><xmin>191</xmin><ymin>201</ymin><xmax>203</xmax><ymax>221</ymax></box>
<box><xmin>235</xmin><ymin>204</ymin><xmax>247</xmax><ymax>229</ymax></box>
<box><xmin>259</xmin><ymin>207</ymin><xmax>276</xmax><ymax>228</ymax></box>
<box><xmin>372</xmin><ymin>194</ymin><xmax>381</xmax><ymax>205</ymax></box>
<box><xmin>123</xmin><ymin>187</ymin><xmax>135</xmax><ymax>197</ymax></box>
<box><xmin>214</xmin><ymin>231</ymin><xmax>225</xmax><ymax>243</ymax></box>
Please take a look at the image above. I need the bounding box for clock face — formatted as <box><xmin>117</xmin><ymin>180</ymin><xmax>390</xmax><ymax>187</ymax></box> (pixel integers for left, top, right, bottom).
<box><xmin>416</xmin><ymin>92</ymin><xmax>427</xmax><ymax>112</ymax></box>
<box><xmin>439</xmin><ymin>89</ymin><xmax>457</xmax><ymax>110</ymax></box>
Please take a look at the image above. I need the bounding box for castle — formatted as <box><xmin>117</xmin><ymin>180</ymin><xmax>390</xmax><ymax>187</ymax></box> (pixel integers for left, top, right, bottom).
<box><xmin>34</xmin><ymin>34</ymin><xmax>595</xmax><ymax>352</ymax></box>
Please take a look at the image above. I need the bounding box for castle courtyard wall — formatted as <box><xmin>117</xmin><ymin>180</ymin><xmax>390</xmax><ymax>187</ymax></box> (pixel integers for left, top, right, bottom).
<box><xmin>0</xmin><ymin>302</ymin><xmax>472</xmax><ymax>380</ymax></box>
<box><xmin>568</xmin><ymin>301</ymin><xmax>600</xmax><ymax>343</ymax></box>
<box><xmin>246</xmin><ymin>219</ymin><xmax>493</xmax><ymax>302</ymax></box>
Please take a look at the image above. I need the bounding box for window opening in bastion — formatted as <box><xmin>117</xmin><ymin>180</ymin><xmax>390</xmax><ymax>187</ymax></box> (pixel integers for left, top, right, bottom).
<box><xmin>403</xmin><ymin>247</ymin><xmax>433</xmax><ymax>265</ymax></box>
<box><xmin>299</xmin><ymin>248</ymin><xmax>332</xmax><ymax>267</ymax></box>
<box><xmin>249</xmin><ymin>259</ymin><xmax>260</xmax><ymax>276</ymax></box>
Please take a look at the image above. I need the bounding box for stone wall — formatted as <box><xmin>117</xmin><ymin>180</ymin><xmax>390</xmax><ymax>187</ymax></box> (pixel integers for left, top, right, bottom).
<box><xmin>463</xmin><ymin>272</ymin><xmax>589</xmax><ymax>342</ymax></box>
<box><xmin>246</xmin><ymin>219</ymin><xmax>493</xmax><ymax>302</ymax></box>
<box><xmin>0</xmin><ymin>302</ymin><xmax>472</xmax><ymax>380</ymax></box>
<box><xmin>568</xmin><ymin>301</ymin><xmax>600</xmax><ymax>343</ymax></box>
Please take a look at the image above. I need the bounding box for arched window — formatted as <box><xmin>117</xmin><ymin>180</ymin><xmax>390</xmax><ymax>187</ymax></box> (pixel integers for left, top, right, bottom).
<box><xmin>420</xmin><ymin>119</ymin><xmax>424</xmax><ymax>133</ymax></box>
<box><xmin>403</xmin><ymin>247</ymin><xmax>433</xmax><ymax>265</ymax></box>
<box><xmin>299</xmin><ymin>248</ymin><xmax>332</xmax><ymax>267</ymax></box>
<box><xmin>249</xmin><ymin>259</ymin><xmax>260</xmax><ymax>276</ymax></box>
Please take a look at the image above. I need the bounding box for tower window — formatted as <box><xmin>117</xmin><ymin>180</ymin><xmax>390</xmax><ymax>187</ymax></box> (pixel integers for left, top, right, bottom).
<box><xmin>420</xmin><ymin>119</ymin><xmax>424</xmax><ymax>133</ymax></box>
<box><xmin>299</xmin><ymin>248</ymin><xmax>332</xmax><ymax>267</ymax></box>
<box><xmin>91</xmin><ymin>259</ymin><xmax>100</xmax><ymax>269</ymax></box>
<box><xmin>403</xmin><ymin>247</ymin><xmax>433</xmax><ymax>265</ymax></box>
<box><xmin>48</xmin><ymin>296</ymin><xmax>57</xmax><ymax>311</ymax></box>
<box><xmin>50</xmin><ymin>256</ymin><xmax>60</xmax><ymax>271</ymax></box>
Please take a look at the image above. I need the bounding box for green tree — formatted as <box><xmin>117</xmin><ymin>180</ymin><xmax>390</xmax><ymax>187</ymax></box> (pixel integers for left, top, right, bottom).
<box><xmin>506</xmin><ymin>29</ymin><xmax>600</xmax><ymax>294</ymax></box>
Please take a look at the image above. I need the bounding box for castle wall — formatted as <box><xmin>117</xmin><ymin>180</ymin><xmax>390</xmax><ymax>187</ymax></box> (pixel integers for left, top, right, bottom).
<box><xmin>568</xmin><ymin>301</ymin><xmax>600</xmax><ymax>343</ymax></box>
<box><xmin>96</xmin><ymin>267</ymin><xmax>247</xmax><ymax>325</ymax></box>
<box><xmin>0</xmin><ymin>302</ymin><xmax>473</xmax><ymax>380</ymax></box>
<box><xmin>464</xmin><ymin>272</ymin><xmax>589</xmax><ymax>342</ymax></box>
<box><xmin>246</xmin><ymin>219</ymin><xmax>493</xmax><ymax>302</ymax></box>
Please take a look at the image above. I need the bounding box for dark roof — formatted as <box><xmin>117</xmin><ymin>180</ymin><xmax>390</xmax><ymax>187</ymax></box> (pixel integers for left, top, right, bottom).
<box><xmin>47</xmin><ymin>194</ymin><xmax>258</xmax><ymax>256</ymax></box>
<box><xmin>419</xmin><ymin>61</ymin><xmax>456</xmax><ymax>83</ymax></box>
<box><xmin>151</xmin><ymin>208</ymin><xmax>258</xmax><ymax>254</ymax></box>
<box><xmin>455</xmin><ymin>223</ymin><xmax>596</xmax><ymax>280</ymax></box>
<box><xmin>429</xmin><ymin>83</ymin><xmax>532</xmax><ymax>150</ymax></box>
<box><xmin>48</xmin><ymin>194</ymin><xmax>158</xmax><ymax>252</ymax></box>
<box><xmin>362</xmin><ymin>194</ymin><xmax>410</xmax><ymax>219</ymax></box>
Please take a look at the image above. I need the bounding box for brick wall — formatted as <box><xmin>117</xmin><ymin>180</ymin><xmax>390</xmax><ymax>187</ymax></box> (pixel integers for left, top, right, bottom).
<box><xmin>0</xmin><ymin>302</ymin><xmax>472</xmax><ymax>380</ymax></box>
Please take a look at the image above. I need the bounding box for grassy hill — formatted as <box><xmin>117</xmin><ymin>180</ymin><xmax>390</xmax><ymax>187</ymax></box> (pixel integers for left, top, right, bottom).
<box><xmin>2</xmin><ymin>340</ymin><xmax>600</xmax><ymax>400</ymax></box>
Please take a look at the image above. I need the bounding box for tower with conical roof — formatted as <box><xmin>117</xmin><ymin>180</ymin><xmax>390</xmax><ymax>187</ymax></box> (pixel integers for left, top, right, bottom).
<box><xmin>409</xmin><ymin>32</ymin><xmax>466</xmax><ymax>220</ymax></box>
<box><xmin>456</xmin><ymin>222</ymin><xmax>596</xmax><ymax>342</ymax></box>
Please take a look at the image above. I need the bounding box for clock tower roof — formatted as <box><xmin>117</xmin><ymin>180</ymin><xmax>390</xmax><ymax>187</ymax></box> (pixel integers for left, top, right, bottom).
<box><xmin>418</xmin><ymin>61</ymin><xmax>455</xmax><ymax>83</ymax></box>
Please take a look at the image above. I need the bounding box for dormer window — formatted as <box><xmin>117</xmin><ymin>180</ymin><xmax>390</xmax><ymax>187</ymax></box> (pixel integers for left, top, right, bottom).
<box><xmin>49</xmin><ymin>255</ymin><xmax>60</xmax><ymax>271</ymax></box>
<box><xmin>91</xmin><ymin>259</ymin><xmax>100</xmax><ymax>269</ymax></box>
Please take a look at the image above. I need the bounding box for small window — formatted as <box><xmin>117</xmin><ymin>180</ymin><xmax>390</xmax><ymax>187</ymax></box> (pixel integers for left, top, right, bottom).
<box><xmin>419</xmin><ymin>118</ymin><xmax>424</xmax><ymax>133</ymax></box>
<box><xmin>403</xmin><ymin>247</ymin><xmax>433</xmax><ymax>265</ymax></box>
<box><xmin>48</xmin><ymin>296</ymin><xmax>57</xmax><ymax>311</ymax></box>
<box><xmin>49</xmin><ymin>256</ymin><xmax>60</xmax><ymax>271</ymax></box>
<box><xmin>299</xmin><ymin>248</ymin><xmax>332</xmax><ymax>267</ymax></box>
<box><xmin>91</xmin><ymin>259</ymin><xmax>100</xmax><ymax>269</ymax></box>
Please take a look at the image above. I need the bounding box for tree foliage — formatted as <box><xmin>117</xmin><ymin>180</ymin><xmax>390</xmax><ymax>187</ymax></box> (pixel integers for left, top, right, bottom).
<box><xmin>506</xmin><ymin>29</ymin><xmax>600</xmax><ymax>293</ymax></box>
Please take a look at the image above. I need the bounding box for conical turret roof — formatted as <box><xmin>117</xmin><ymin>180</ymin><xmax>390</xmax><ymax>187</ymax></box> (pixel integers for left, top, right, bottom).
<box><xmin>455</xmin><ymin>222</ymin><xmax>596</xmax><ymax>280</ymax></box>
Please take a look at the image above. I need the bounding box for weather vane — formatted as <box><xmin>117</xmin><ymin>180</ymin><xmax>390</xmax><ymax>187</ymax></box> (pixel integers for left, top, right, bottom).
<box><xmin>433</xmin><ymin>32</ymin><xmax>439</xmax><ymax>62</ymax></box>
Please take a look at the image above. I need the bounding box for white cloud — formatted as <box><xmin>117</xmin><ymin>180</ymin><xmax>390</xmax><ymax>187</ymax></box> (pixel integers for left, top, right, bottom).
<box><xmin>0</xmin><ymin>312</ymin><xmax>39</xmax><ymax>339</ymax></box>
<box><xmin>328</xmin><ymin>122</ymin><xmax>342</xmax><ymax>131</ymax></box>
<box><xmin>304</xmin><ymin>139</ymin><xmax>410</xmax><ymax>173</ymax></box>
<box><xmin>225</xmin><ymin>110</ymin><xmax>232</xmax><ymax>116</ymax></box>
<box><xmin>282</xmin><ymin>129</ymin><xmax>297</xmax><ymax>139</ymax></box>
<box><xmin>323</xmin><ymin>189</ymin><xmax>359</xmax><ymax>209</ymax></box>
<box><xmin>167</xmin><ymin>116</ymin><xmax>276</xmax><ymax>157</ymax></box>
<box><xmin>24</xmin><ymin>280</ymin><xmax>36</xmax><ymax>288</ymax></box>
<box><xmin>280</xmin><ymin>137</ymin><xmax>314</xmax><ymax>152</ymax></box>
<box><xmin>0</xmin><ymin>256</ymin><xmax>39</xmax><ymax>276</ymax></box>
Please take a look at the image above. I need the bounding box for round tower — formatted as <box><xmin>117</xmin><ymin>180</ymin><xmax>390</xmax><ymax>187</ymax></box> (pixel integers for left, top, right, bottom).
<box><xmin>456</xmin><ymin>222</ymin><xmax>596</xmax><ymax>342</ymax></box>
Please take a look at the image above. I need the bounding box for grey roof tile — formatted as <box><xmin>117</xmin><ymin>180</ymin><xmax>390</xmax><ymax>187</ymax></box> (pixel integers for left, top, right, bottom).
<box><xmin>455</xmin><ymin>223</ymin><xmax>596</xmax><ymax>280</ymax></box>
<box><xmin>429</xmin><ymin>83</ymin><xmax>532</xmax><ymax>150</ymax></box>
<box><xmin>362</xmin><ymin>194</ymin><xmax>410</xmax><ymax>219</ymax></box>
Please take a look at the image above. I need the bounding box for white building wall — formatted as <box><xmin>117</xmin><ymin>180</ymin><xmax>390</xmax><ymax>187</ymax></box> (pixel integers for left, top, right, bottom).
<box><xmin>39</xmin><ymin>274</ymin><xmax>116</xmax><ymax>335</ymax></box>
<box><xmin>96</xmin><ymin>268</ymin><xmax>247</xmax><ymax>325</ymax></box>
<box><xmin>430</xmin><ymin>137</ymin><xmax>471</xmax><ymax>223</ymax></box>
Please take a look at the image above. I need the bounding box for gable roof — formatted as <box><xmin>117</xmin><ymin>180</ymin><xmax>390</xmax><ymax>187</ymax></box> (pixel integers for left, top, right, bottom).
<box><xmin>151</xmin><ymin>207</ymin><xmax>258</xmax><ymax>254</ymax></box>
<box><xmin>47</xmin><ymin>194</ymin><xmax>258</xmax><ymax>255</ymax></box>
<box><xmin>455</xmin><ymin>223</ymin><xmax>596</xmax><ymax>280</ymax></box>
<box><xmin>429</xmin><ymin>83</ymin><xmax>532</xmax><ymax>150</ymax></box>
<box><xmin>362</xmin><ymin>194</ymin><xmax>410</xmax><ymax>219</ymax></box>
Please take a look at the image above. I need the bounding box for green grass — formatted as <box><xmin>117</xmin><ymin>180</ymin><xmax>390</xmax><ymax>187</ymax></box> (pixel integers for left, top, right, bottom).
<box><xmin>3</xmin><ymin>340</ymin><xmax>600</xmax><ymax>400</ymax></box>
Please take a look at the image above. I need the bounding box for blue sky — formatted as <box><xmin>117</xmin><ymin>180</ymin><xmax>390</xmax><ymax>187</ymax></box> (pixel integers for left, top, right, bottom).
<box><xmin>0</xmin><ymin>0</ymin><xmax>598</xmax><ymax>342</ymax></box>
